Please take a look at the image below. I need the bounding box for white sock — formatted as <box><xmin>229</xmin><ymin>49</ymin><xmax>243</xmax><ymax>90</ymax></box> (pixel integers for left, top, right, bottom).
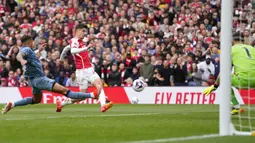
<box><xmin>11</xmin><ymin>102</ymin><xmax>15</xmax><ymax>108</ymax></box>
<box><xmin>234</xmin><ymin>104</ymin><xmax>240</xmax><ymax>109</ymax></box>
<box><xmin>61</xmin><ymin>98</ymin><xmax>72</xmax><ymax>107</ymax></box>
<box><xmin>90</xmin><ymin>92</ymin><xmax>95</xmax><ymax>98</ymax></box>
<box><xmin>99</xmin><ymin>89</ymin><xmax>106</xmax><ymax>107</ymax></box>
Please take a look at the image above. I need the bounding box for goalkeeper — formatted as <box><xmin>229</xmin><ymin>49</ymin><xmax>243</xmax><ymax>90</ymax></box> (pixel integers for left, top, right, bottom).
<box><xmin>203</xmin><ymin>32</ymin><xmax>255</xmax><ymax>115</ymax></box>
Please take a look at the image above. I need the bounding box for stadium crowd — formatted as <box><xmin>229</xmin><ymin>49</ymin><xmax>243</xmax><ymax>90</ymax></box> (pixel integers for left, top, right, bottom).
<box><xmin>0</xmin><ymin>0</ymin><xmax>254</xmax><ymax>87</ymax></box>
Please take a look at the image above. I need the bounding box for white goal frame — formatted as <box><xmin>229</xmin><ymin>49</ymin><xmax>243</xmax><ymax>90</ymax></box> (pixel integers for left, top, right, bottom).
<box><xmin>220</xmin><ymin>0</ymin><xmax>255</xmax><ymax>136</ymax></box>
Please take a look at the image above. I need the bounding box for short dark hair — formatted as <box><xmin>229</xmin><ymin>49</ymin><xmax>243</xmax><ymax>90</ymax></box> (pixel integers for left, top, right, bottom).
<box><xmin>75</xmin><ymin>24</ymin><xmax>87</xmax><ymax>30</ymax></box>
<box><xmin>21</xmin><ymin>35</ymin><xmax>33</xmax><ymax>43</ymax></box>
<box><xmin>232</xmin><ymin>32</ymin><xmax>244</xmax><ymax>42</ymax></box>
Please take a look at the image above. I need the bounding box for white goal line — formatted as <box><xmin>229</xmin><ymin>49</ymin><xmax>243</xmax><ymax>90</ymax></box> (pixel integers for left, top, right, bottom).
<box><xmin>121</xmin><ymin>134</ymin><xmax>220</xmax><ymax>143</ymax></box>
<box><xmin>2</xmin><ymin>109</ymin><xmax>218</xmax><ymax>121</ymax></box>
<box><xmin>3</xmin><ymin>113</ymin><xmax>162</xmax><ymax>121</ymax></box>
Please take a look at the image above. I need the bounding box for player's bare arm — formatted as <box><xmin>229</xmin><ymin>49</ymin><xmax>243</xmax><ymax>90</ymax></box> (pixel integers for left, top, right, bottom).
<box><xmin>213</xmin><ymin>75</ymin><xmax>220</xmax><ymax>87</ymax></box>
<box><xmin>16</xmin><ymin>52</ymin><xmax>27</xmax><ymax>65</ymax></box>
<box><xmin>60</xmin><ymin>45</ymin><xmax>71</xmax><ymax>61</ymax></box>
<box><xmin>70</xmin><ymin>42</ymin><xmax>94</xmax><ymax>54</ymax></box>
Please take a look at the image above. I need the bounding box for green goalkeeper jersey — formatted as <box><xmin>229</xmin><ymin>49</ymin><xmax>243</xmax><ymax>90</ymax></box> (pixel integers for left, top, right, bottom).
<box><xmin>232</xmin><ymin>44</ymin><xmax>255</xmax><ymax>80</ymax></box>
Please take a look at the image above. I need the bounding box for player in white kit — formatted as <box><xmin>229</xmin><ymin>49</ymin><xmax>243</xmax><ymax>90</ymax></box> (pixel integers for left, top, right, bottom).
<box><xmin>57</xmin><ymin>24</ymin><xmax>113</xmax><ymax>112</ymax></box>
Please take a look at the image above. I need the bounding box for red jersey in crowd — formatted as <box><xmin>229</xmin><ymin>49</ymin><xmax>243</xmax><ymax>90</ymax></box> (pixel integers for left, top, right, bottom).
<box><xmin>19</xmin><ymin>82</ymin><xmax>28</xmax><ymax>87</ymax></box>
<box><xmin>70</xmin><ymin>37</ymin><xmax>92</xmax><ymax>69</ymax></box>
<box><xmin>20</xmin><ymin>23</ymin><xmax>32</xmax><ymax>29</ymax></box>
<box><xmin>0</xmin><ymin>4</ymin><xmax>4</xmax><ymax>17</ymax></box>
<box><xmin>8</xmin><ymin>77</ymin><xmax>18</xmax><ymax>87</ymax></box>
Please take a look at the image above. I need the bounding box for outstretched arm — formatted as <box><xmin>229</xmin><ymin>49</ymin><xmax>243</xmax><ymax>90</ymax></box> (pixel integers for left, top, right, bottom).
<box><xmin>71</xmin><ymin>42</ymin><xmax>94</xmax><ymax>54</ymax></box>
<box><xmin>203</xmin><ymin>74</ymin><xmax>220</xmax><ymax>96</ymax></box>
<box><xmin>214</xmin><ymin>75</ymin><xmax>220</xmax><ymax>87</ymax></box>
<box><xmin>60</xmin><ymin>45</ymin><xmax>71</xmax><ymax>60</ymax></box>
<box><xmin>71</xmin><ymin>46</ymin><xmax>89</xmax><ymax>54</ymax></box>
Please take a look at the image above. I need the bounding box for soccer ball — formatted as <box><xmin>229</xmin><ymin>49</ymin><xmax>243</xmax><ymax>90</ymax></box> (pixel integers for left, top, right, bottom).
<box><xmin>132</xmin><ymin>79</ymin><xmax>145</xmax><ymax>92</ymax></box>
<box><xmin>131</xmin><ymin>97</ymin><xmax>139</xmax><ymax>104</ymax></box>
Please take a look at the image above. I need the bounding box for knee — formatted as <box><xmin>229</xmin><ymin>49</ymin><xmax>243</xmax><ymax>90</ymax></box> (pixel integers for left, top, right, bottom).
<box><xmin>95</xmin><ymin>80</ymin><xmax>103</xmax><ymax>92</ymax></box>
<box><xmin>62</xmin><ymin>88</ymin><xmax>69</xmax><ymax>95</ymax></box>
<box><xmin>52</xmin><ymin>83</ymin><xmax>70</xmax><ymax>95</ymax></box>
<box><xmin>96</xmin><ymin>84</ymin><xmax>102</xmax><ymax>92</ymax></box>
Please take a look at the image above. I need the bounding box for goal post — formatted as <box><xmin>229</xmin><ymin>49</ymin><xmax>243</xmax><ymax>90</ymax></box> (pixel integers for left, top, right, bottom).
<box><xmin>220</xmin><ymin>0</ymin><xmax>255</xmax><ymax>136</ymax></box>
<box><xmin>219</xmin><ymin>0</ymin><xmax>232</xmax><ymax>136</ymax></box>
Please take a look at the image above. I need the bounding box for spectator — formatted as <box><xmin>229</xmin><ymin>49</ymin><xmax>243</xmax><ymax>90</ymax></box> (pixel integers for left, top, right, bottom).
<box><xmin>119</xmin><ymin>63</ymin><xmax>130</xmax><ymax>86</ymax></box>
<box><xmin>15</xmin><ymin>68</ymin><xmax>22</xmax><ymax>80</ymax></box>
<box><xmin>55</xmin><ymin>71</ymin><xmax>67</xmax><ymax>86</ymax></box>
<box><xmin>169</xmin><ymin>57</ymin><xmax>176</xmax><ymax>86</ymax></box>
<box><xmin>137</xmin><ymin>49</ymin><xmax>147</xmax><ymax>63</ymax></box>
<box><xmin>124</xmin><ymin>77</ymin><xmax>133</xmax><ymax>87</ymax></box>
<box><xmin>211</xmin><ymin>47</ymin><xmax>220</xmax><ymax>61</ymax></box>
<box><xmin>187</xmin><ymin>63</ymin><xmax>203</xmax><ymax>86</ymax></box>
<box><xmin>243</xmin><ymin>29</ymin><xmax>253</xmax><ymax>45</ymax></box>
<box><xmin>140</xmin><ymin>54</ymin><xmax>154</xmax><ymax>84</ymax></box>
<box><xmin>151</xmin><ymin>68</ymin><xmax>165</xmax><ymax>86</ymax></box>
<box><xmin>197</xmin><ymin>55</ymin><xmax>215</xmax><ymax>82</ymax></box>
<box><xmin>123</xmin><ymin>52</ymin><xmax>136</xmax><ymax>74</ymax></box>
<box><xmin>63</xmin><ymin>60</ymin><xmax>72</xmax><ymax>78</ymax></box>
<box><xmin>0</xmin><ymin>78</ymin><xmax>7</xmax><ymax>87</ymax></box>
<box><xmin>66</xmin><ymin>72</ymin><xmax>78</xmax><ymax>87</ymax></box>
<box><xmin>0</xmin><ymin>57</ymin><xmax>8</xmax><ymax>80</ymax></box>
<box><xmin>154</xmin><ymin>56</ymin><xmax>163</xmax><ymax>69</ymax></box>
<box><xmin>19</xmin><ymin>75</ymin><xmax>28</xmax><ymax>87</ymax></box>
<box><xmin>172</xmin><ymin>57</ymin><xmax>188</xmax><ymax>86</ymax></box>
<box><xmin>150</xmin><ymin>55</ymin><xmax>157</xmax><ymax>66</ymax></box>
<box><xmin>35</xmin><ymin>37</ymin><xmax>48</xmax><ymax>60</ymax></box>
<box><xmin>147</xmin><ymin>41</ymin><xmax>156</xmax><ymax>56</ymax></box>
<box><xmin>214</xmin><ymin>57</ymin><xmax>220</xmax><ymax>79</ymax></box>
<box><xmin>7</xmin><ymin>70</ymin><xmax>18</xmax><ymax>87</ymax></box>
<box><xmin>194</xmin><ymin>50</ymin><xmax>205</xmax><ymax>63</ymax></box>
<box><xmin>52</xmin><ymin>59</ymin><xmax>64</xmax><ymax>78</ymax></box>
<box><xmin>130</xmin><ymin>67</ymin><xmax>140</xmax><ymax>82</ymax></box>
<box><xmin>92</xmin><ymin>56</ymin><xmax>102</xmax><ymax>77</ymax></box>
<box><xmin>101</xmin><ymin>59</ymin><xmax>111</xmax><ymax>84</ymax></box>
<box><xmin>44</xmin><ymin>68</ymin><xmax>54</xmax><ymax>79</ymax></box>
<box><xmin>161</xmin><ymin>60</ymin><xmax>171</xmax><ymax>86</ymax></box>
<box><xmin>185</xmin><ymin>54</ymin><xmax>194</xmax><ymax>75</ymax></box>
<box><xmin>108</xmin><ymin>63</ymin><xmax>122</xmax><ymax>86</ymax></box>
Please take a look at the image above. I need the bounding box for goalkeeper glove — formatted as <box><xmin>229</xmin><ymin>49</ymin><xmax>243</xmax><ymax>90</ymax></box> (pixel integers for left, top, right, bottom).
<box><xmin>203</xmin><ymin>84</ymin><xmax>218</xmax><ymax>96</ymax></box>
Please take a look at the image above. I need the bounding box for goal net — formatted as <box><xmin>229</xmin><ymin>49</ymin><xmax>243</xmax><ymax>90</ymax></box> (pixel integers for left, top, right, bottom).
<box><xmin>221</xmin><ymin>0</ymin><xmax>255</xmax><ymax>136</ymax></box>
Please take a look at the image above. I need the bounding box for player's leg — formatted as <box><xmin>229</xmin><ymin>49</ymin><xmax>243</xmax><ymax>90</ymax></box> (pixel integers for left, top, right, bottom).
<box><xmin>79</xmin><ymin>67</ymin><xmax>113</xmax><ymax>112</ymax></box>
<box><xmin>231</xmin><ymin>75</ymin><xmax>244</xmax><ymax>115</ymax></box>
<box><xmin>52</xmin><ymin>82</ymin><xmax>97</xmax><ymax>99</ymax></box>
<box><xmin>91</xmin><ymin>76</ymin><xmax>113</xmax><ymax>112</ymax></box>
<box><xmin>1</xmin><ymin>86</ymin><xmax>42</xmax><ymax>114</ymax></box>
<box><xmin>67</xmin><ymin>69</ymin><xmax>89</xmax><ymax>104</ymax></box>
<box><xmin>37</xmin><ymin>76</ymin><xmax>99</xmax><ymax>99</ymax></box>
<box><xmin>64</xmin><ymin>85</ymin><xmax>88</xmax><ymax>105</ymax></box>
<box><xmin>56</xmin><ymin>80</ymin><xmax>88</xmax><ymax>112</ymax></box>
<box><xmin>64</xmin><ymin>81</ymin><xmax>88</xmax><ymax>105</ymax></box>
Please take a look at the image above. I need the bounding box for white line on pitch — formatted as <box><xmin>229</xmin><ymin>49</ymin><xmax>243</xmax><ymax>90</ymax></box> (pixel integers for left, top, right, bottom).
<box><xmin>121</xmin><ymin>134</ymin><xmax>220</xmax><ymax>143</ymax></box>
<box><xmin>2</xmin><ymin>109</ymin><xmax>218</xmax><ymax>121</ymax></box>
<box><xmin>3</xmin><ymin>113</ymin><xmax>162</xmax><ymax>121</ymax></box>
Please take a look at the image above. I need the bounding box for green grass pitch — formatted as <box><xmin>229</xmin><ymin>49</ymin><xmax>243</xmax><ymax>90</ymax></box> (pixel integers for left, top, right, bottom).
<box><xmin>0</xmin><ymin>104</ymin><xmax>254</xmax><ymax>143</ymax></box>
